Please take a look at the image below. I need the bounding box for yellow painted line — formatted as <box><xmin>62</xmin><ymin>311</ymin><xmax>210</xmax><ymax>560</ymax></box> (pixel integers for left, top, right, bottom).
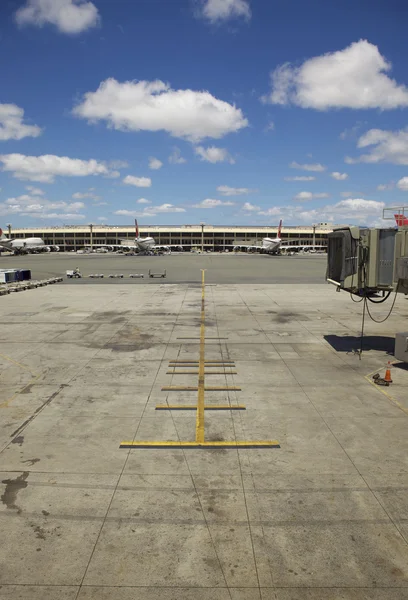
<box><xmin>177</xmin><ymin>337</ymin><xmax>229</xmax><ymax>340</ymax></box>
<box><xmin>364</xmin><ymin>365</ymin><xmax>408</xmax><ymax>417</ymax></box>
<box><xmin>0</xmin><ymin>352</ymin><xmax>38</xmax><ymax>377</ymax></box>
<box><xmin>0</xmin><ymin>372</ymin><xmax>42</xmax><ymax>409</ymax></box>
<box><xmin>162</xmin><ymin>386</ymin><xmax>242</xmax><ymax>391</ymax></box>
<box><xmin>196</xmin><ymin>269</ymin><xmax>206</xmax><ymax>444</ymax></box>
<box><xmin>155</xmin><ymin>404</ymin><xmax>246</xmax><ymax>410</ymax></box>
<box><xmin>168</xmin><ymin>363</ymin><xmax>235</xmax><ymax>366</ymax></box>
<box><xmin>166</xmin><ymin>371</ymin><xmax>238</xmax><ymax>375</ymax></box>
<box><xmin>169</xmin><ymin>361</ymin><xmax>235</xmax><ymax>364</ymax></box>
<box><xmin>120</xmin><ymin>441</ymin><xmax>280</xmax><ymax>448</ymax></box>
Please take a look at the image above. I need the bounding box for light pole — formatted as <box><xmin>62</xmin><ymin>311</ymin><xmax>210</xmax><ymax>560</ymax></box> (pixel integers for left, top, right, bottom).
<box><xmin>7</xmin><ymin>223</ymin><xmax>11</xmax><ymax>238</ymax></box>
<box><xmin>200</xmin><ymin>222</ymin><xmax>205</xmax><ymax>253</ymax></box>
<box><xmin>89</xmin><ymin>223</ymin><xmax>93</xmax><ymax>252</ymax></box>
<box><xmin>312</xmin><ymin>223</ymin><xmax>317</xmax><ymax>249</ymax></box>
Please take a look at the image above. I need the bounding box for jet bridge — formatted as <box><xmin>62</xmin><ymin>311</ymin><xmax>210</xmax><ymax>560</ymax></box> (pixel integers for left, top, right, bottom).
<box><xmin>326</xmin><ymin>207</ymin><xmax>408</xmax><ymax>361</ymax></box>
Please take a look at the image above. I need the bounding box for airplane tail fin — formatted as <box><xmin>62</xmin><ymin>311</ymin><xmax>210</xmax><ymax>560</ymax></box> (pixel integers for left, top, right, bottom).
<box><xmin>0</xmin><ymin>228</ymin><xmax>7</xmax><ymax>240</ymax></box>
<box><xmin>277</xmin><ymin>219</ymin><xmax>283</xmax><ymax>239</ymax></box>
<box><xmin>395</xmin><ymin>213</ymin><xmax>408</xmax><ymax>226</ymax></box>
<box><xmin>135</xmin><ymin>219</ymin><xmax>139</xmax><ymax>238</ymax></box>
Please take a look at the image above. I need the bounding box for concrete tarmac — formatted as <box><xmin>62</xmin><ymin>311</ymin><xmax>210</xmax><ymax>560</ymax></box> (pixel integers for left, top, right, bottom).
<box><xmin>1</xmin><ymin>262</ymin><xmax>408</xmax><ymax>599</ymax></box>
<box><xmin>0</xmin><ymin>252</ymin><xmax>326</xmax><ymax>284</ymax></box>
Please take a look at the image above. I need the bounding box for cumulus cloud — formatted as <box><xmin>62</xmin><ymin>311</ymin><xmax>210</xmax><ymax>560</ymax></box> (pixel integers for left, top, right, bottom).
<box><xmin>293</xmin><ymin>191</ymin><xmax>330</xmax><ymax>201</ymax></box>
<box><xmin>0</xmin><ymin>104</ymin><xmax>42</xmax><ymax>141</ymax></box>
<box><xmin>0</xmin><ymin>192</ymin><xmax>86</xmax><ymax>219</ymax></box>
<box><xmin>397</xmin><ymin>177</ymin><xmax>408</xmax><ymax>191</ymax></box>
<box><xmin>346</xmin><ymin>128</ymin><xmax>408</xmax><ymax>165</ymax></box>
<box><xmin>148</xmin><ymin>157</ymin><xmax>163</xmax><ymax>170</ymax></box>
<box><xmin>255</xmin><ymin>198</ymin><xmax>385</xmax><ymax>226</ymax></box>
<box><xmin>123</xmin><ymin>175</ymin><xmax>152</xmax><ymax>188</ymax></box>
<box><xmin>168</xmin><ymin>147</ymin><xmax>186</xmax><ymax>164</ymax></box>
<box><xmin>217</xmin><ymin>185</ymin><xmax>255</xmax><ymax>196</ymax></box>
<box><xmin>290</xmin><ymin>161</ymin><xmax>326</xmax><ymax>172</ymax></box>
<box><xmin>72</xmin><ymin>190</ymin><xmax>100</xmax><ymax>200</ymax></box>
<box><xmin>264</xmin><ymin>40</ymin><xmax>408</xmax><ymax>110</ymax></box>
<box><xmin>136</xmin><ymin>198</ymin><xmax>151</xmax><ymax>204</ymax></box>
<box><xmin>0</xmin><ymin>153</ymin><xmax>113</xmax><ymax>183</ymax></box>
<box><xmin>331</xmin><ymin>172</ymin><xmax>348</xmax><ymax>180</ymax></box>
<box><xmin>284</xmin><ymin>176</ymin><xmax>316</xmax><ymax>181</ymax></box>
<box><xmin>200</xmin><ymin>0</ymin><xmax>251</xmax><ymax>22</ymax></box>
<box><xmin>195</xmin><ymin>146</ymin><xmax>235</xmax><ymax>164</ymax></box>
<box><xmin>15</xmin><ymin>0</ymin><xmax>100</xmax><ymax>34</ymax></box>
<box><xmin>192</xmin><ymin>198</ymin><xmax>235</xmax><ymax>208</ymax></box>
<box><xmin>115</xmin><ymin>203</ymin><xmax>186</xmax><ymax>218</ymax></box>
<box><xmin>73</xmin><ymin>78</ymin><xmax>248</xmax><ymax>142</ymax></box>
<box><xmin>242</xmin><ymin>202</ymin><xmax>260</xmax><ymax>211</ymax></box>
<box><xmin>25</xmin><ymin>185</ymin><xmax>44</xmax><ymax>195</ymax></box>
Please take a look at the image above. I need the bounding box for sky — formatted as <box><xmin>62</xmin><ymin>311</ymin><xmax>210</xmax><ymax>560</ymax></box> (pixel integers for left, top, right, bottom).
<box><xmin>1</xmin><ymin>0</ymin><xmax>408</xmax><ymax>228</ymax></box>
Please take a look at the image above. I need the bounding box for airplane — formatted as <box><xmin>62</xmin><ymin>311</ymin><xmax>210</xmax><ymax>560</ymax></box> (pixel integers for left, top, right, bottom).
<box><xmin>233</xmin><ymin>220</ymin><xmax>283</xmax><ymax>254</ymax></box>
<box><xmin>261</xmin><ymin>219</ymin><xmax>283</xmax><ymax>253</ymax></box>
<box><xmin>395</xmin><ymin>213</ymin><xmax>408</xmax><ymax>227</ymax></box>
<box><xmin>0</xmin><ymin>228</ymin><xmax>52</xmax><ymax>254</ymax></box>
<box><xmin>134</xmin><ymin>219</ymin><xmax>156</xmax><ymax>253</ymax></box>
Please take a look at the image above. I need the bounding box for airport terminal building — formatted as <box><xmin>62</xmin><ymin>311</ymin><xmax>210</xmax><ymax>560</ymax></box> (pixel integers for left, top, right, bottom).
<box><xmin>8</xmin><ymin>223</ymin><xmax>334</xmax><ymax>252</ymax></box>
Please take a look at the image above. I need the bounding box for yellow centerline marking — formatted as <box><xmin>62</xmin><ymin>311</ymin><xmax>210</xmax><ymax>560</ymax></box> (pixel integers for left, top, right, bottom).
<box><xmin>195</xmin><ymin>269</ymin><xmax>206</xmax><ymax>444</ymax></box>
<box><xmin>120</xmin><ymin>269</ymin><xmax>280</xmax><ymax>449</ymax></box>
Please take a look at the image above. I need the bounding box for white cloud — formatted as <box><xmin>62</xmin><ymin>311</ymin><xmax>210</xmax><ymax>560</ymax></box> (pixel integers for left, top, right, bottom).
<box><xmin>257</xmin><ymin>207</ymin><xmax>282</xmax><ymax>217</ymax></box>
<box><xmin>114</xmin><ymin>203</ymin><xmax>186</xmax><ymax>218</ymax></box>
<box><xmin>255</xmin><ymin>198</ymin><xmax>385</xmax><ymax>226</ymax></box>
<box><xmin>217</xmin><ymin>185</ymin><xmax>254</xmax><ymax>196</ymax></box>
<box><xmin>265</xmin><ymin>121</ymin><xmax>275</xmax><ymax>132</ymax></box>
<box><xmin>346</xmin><ymin>128</ymin><xmax>408</xmax><ymax>165</ymax></box>
<box><xmin>168</xmin><ymin>147</ymin><xmax>187</xmax><ymax>164</ymax></box>
<box><xmin>290</xmin><ymin>161</ymin><xmax>326</xmax><ymax>172</ymax></box>
<box><xmin>242</xmin><ymin>202</ymin><xmax>260</xmax><ymax>211</ymax></box>
<box><xmin>377</xmin><ymin>183</ymin><xmax>393</xmax><ymax>191</ymax></box>
<box><xmin>284</xmin><ymin>176</ymin><xmax>316</xmax><ymax>181</ymax></box>
<box><xmin>293</xmin><ymin>191</ymin><xmax>330</xmax><ymax>201</ymax></box>
<box><xmin>15</xmin><ymin>0</ymin><xmax>100</xmax><ymax>34</ymax></box>
<box><xmin>149</xmin><ymin>157</ymin><xmax>163</xmax><ymax>170</ymax></box>
<box><xmin>397</xmin><ymin>177</ymin><xmax>408</xmax><ymax>191</ymax></box>
<box><xmin>73</xmin><ymin>78</ymin><xmax>248</xmax><ymax>142</ymax></box>
<box><xmin>0</xmin><ymin>104</ymin><xmax>42</xmax><ymax>141</ymax></box>
<box><xmin>264</xmin><ymin>40</ymin><xmax>408</xmax><ymax>110</ymax></box>
<box><xmin>123</xmin><ymin>175</ymin><xmax>152</xmax><ymax>188</ymax></box>
<box><xmin>25</xmin><ymin>185</ymin><xmax>44</xmax><ymax>195</ymax></box>
<box><xmin>0</xmin><ymin>193</ymin><xmax>86</xmax><ymax>219</ymax></box>
<box><xmin>36</xmin><ymin>213</ymin><xmax>86</xmax><ymax>220</ymax></box>
<box><xmin>72</xmin><ymin>191</ymin><xmax>100</xmax><ymax>200</ymax></box>
<box><xmin>331</xmin><ymin>172</ymin><xmax>348</xmax><ymax>180</ymax></box>
<box><xmin>136</xmin><ymin>198</ymin><xmax>151</xmax><ymax>204</ymax></box>
<box><xmin>200</xmin><ymin>0</ymin><xmax>251</xmax><ymax>22</ymax></box>
<box><xmin>192</xmin><ymin>198</ymin><xmax>235</xmax><ymax>208</ymax></box>
<box><xmin>97</xmin><ymin>216</ymin><xmax>107</xmax><ymax>221</ymax></box>
<box><xmin>0</xmin><ymin>153</ymin><xmax>112</xmax><ymax>183</ymax></box>
<box><xmin>195</xmin><ymin>146</ymin><xmax>235</xmax><ymax>164</ymax></box>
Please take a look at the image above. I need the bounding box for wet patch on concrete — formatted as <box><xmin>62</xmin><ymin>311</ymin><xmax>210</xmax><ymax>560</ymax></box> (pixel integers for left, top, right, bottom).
<box><xmin>11</xmin><ymin>436</ymin><xmax>24</xmax><ymax>446</ymax></box>
<box><xmin>1</xmin><ymin>472</ymin><xmax>29</xmax><ymax>511</ymax></box>
<box><xmin>274</xmin><ymin>311</ymin><xmax>300</xmax><ymax>324</ymax></box>
<box><xmin>22</xmin><ymin>458</ymin><xmax>40</xmax><ymax>466</ymax></box>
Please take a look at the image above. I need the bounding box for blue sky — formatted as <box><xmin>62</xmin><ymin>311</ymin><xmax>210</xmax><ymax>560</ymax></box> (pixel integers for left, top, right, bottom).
<box><xmin>1</xmin><ymin>0</ymin><xmax>408</xmax><ymax>227</ymax></box>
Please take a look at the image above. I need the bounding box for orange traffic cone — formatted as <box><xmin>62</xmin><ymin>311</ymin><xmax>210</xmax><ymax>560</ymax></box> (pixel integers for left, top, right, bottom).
<box><xmin>384</xmin><ymin>361</ymin><xmax>393</xmax><ymax>384</ymax></box>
